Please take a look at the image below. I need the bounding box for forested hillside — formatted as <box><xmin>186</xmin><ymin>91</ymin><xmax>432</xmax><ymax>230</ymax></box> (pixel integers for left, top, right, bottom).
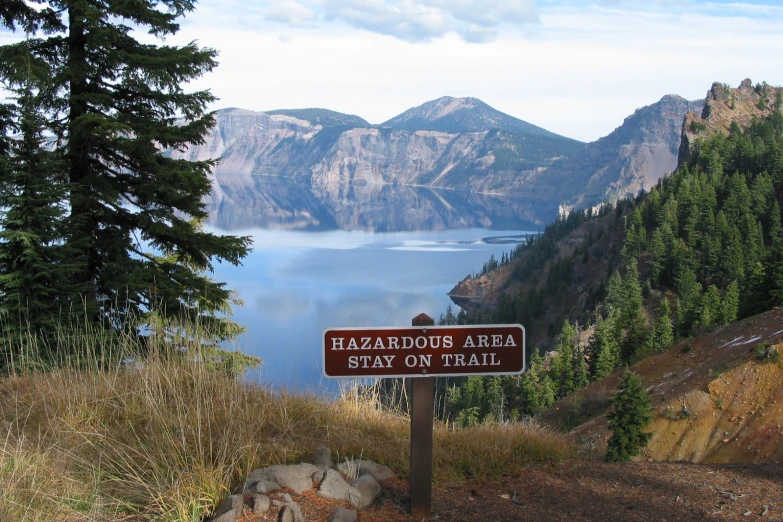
<box><xmin>443</xmin><ymin>99</ymin><xmax>783</xmax><ymax>427</ymax></box>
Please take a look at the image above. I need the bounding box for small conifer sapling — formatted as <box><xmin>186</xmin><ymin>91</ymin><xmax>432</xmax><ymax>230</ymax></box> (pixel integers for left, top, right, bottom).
<box><xmin>606</xmin><ymin>370</ymin><xmax>652</xmax><ymax>462</ymax></box>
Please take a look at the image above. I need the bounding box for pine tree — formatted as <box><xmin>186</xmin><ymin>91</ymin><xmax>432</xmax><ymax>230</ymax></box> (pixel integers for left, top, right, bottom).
<box><xmin>674</xmin><ymin>267</ymin><xmax>702</xmax><ymax>335</ymax></box>
<box><xmin>606</xmin><ymin>370</ymin><xmax>653</xmax><ymax>462</ymax></box>
<box><xmin>1</xmin><ymin>0</ymin><xmax>251</xmax><ymax>336</ymax></box>
<box><xmin>0</xmin><ymin>65</ymin><xmax>82</xmax><ymax>340</ymax></box>
<box><xmin>653</xmin><ymin>298</ymin><xmax>674</xmax><ymax>352</ymax></box>
<box><xmin>589</xmin><ymin>315</ymin><xmax>618</xmax><ymax>380</ymax></box>
<box><xmin>648</xmin><ymin>229</ymin><xmax>666</xmax><ymax>286</ymax></box>
<box><xmin>605</xmin><ymin>270</ymin><xmax>624</xmax><ymax>319</ymax></box>
<box><xmin>698</xmin><ymin>285</ymin><xmax>722</xmax><ymax>330</ymax></box>
<box><xmin>620</xmin><ymin>260</ymin><xmax>643</xmax><ymax>328</ymax></box>
<box><xmin>719</xmin><ymin>280</ymin><xmax>740</xmax><ymax>325</ymax></box>
<box><xmin>551</xmin><ymin>321</ymin><xmax>577</xmax><ymax>398</ymax></box>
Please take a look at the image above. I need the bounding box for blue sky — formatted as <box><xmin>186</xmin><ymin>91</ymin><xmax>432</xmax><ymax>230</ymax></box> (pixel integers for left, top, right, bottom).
<box><xmin>2</xmin><ymin>0</ymin><xmax>782</xmax><ymax>141</ymax></box>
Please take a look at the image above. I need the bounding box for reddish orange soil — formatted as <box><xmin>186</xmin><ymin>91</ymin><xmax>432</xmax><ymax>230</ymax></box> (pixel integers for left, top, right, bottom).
<box><xmin>541</xmin><ymin>308</ymin><xmax>783</xmax><ymax>463</ymax></box>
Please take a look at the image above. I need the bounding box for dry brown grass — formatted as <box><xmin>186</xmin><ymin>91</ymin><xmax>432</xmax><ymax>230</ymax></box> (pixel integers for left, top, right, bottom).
<box><xmin>0</xmin><ymin>328</ymin><xmax>573</xmax><ymax>521</ymax></box>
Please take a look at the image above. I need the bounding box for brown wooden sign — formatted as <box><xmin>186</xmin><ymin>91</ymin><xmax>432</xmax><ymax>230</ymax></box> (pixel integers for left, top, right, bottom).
<box><xmin>323</xmin><ymin>323</ymin><xmax>525</xmax><ymax>378</ymax></box>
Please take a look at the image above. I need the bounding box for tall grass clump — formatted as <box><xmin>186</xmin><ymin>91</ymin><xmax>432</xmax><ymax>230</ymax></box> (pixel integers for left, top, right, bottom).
<box><xmin>0</xmin><ymin>317</ymin><xmax>573</xmax><ymax>521</ymax></box>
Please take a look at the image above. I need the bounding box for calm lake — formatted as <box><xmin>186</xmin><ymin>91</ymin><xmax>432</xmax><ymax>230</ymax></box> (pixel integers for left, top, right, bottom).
<box><xmin>207</xmin><ymin>180</ymin><xmax>557</xmax><ymax>394</ymax></box>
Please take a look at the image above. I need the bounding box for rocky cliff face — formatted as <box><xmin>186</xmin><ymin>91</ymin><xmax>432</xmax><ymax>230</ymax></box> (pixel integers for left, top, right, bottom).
<box><xmin>171</xmin><ymin>101</ymin><xmax>585</xmax><ymax>222</ymax></box>
<box><xmin>172</xmin><ymin>94</ymin><xmax>700</xmax><ymax>229</ymax></box>
<box><xmin>528</xmin><ymin>95</ymin><xmax>702</xmax><ymax>209</ymax></box>
<box><xmin>679</xmin><ymin>79</ymin><xmax>782</xmax><ymax>166</ymax></box>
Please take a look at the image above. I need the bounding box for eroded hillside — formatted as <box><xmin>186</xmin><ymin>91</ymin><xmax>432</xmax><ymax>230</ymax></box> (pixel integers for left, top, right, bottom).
<box><xmin>541</xmin><ymin>308</ymin><xmax>783</xmax><ymax>463</ymax></box>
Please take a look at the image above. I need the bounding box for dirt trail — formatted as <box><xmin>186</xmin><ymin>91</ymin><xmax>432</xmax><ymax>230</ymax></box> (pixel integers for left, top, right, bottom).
<box><xmin>241</xmin><ymin>460</ymin><xmax>783</xmax><ymax>521</ymax></box>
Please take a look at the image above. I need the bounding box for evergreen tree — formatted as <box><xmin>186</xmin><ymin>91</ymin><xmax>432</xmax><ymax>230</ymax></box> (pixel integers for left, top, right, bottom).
<box><xmin>652</xmin><ymin>298</ymin><xmax>674</xmax><ymax>352</ymax></box>
<box><xmin>620</xmin><ymin>316</ymin><xmax>651</xmax><ymax>364</ymax></box>
<box><xmin>719</xmin><ymin>280</ymin><xmax>740</xmax><ymax>325</ymax></box>
<box><xmin>620</xmin><ymin>260</ymin><xmax>643</xmax><ymax>328</ymax></box>
<box><xmin>606</xmin><ymin>370</ymin><xmax>653</xmax><ymax>462</ymax></box>
<box><xmin>648</xmin><ymin>229</ymin><xmax>666</xmax><ymax>286</ymax></box>
<box><xmin>551</xmin><ymin>321</ymin><xmax>577</xmax><ymax>398</ymax></box>
<box><xmin>674</xmin><ymin>267</ymin><xmax>702</xmax><ymax>335</ymax></box>
<box><xmin>1</xmin><ymin>0</ymin><xmax>251</xmax><ymax>336</ymax></box>
<box><xmin>589</xmin><ymin>315</ymin><xmax>618</xmax><ymax>380</ymax></box>
<box><xmin>698</xmin><ymin>285</ymin><xmax>722</xmax><ymax>330</ymax></box>
<box><xmin>0</xmin><ymin>64</ymin><xmax>81</xmax><ymax>339</ymax></box>
<box><xmin>605</xmin><ymin>270</ymin><xmax>624</xmax><ymax>319</ymax></box>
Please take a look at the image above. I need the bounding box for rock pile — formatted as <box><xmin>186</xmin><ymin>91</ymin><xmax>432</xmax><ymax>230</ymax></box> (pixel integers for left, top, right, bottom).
<box><xmin>208</xmin><ymin>447</ymin><xmax>394</xmax><ymax>522</ymax></box>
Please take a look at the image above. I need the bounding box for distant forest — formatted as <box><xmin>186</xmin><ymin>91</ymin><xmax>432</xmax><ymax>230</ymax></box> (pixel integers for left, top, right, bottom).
<box><xmin>442</xmin><ymin>110</ymin><xmax>783</xmax><ymax>426</ymax></box>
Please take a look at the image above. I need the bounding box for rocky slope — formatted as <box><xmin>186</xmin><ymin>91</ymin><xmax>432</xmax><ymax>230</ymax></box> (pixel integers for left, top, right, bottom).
<box><xmin>679</xmin><ymin>78</ymin><xmax>782</xmax><ymax>165</ymax></box>
<box><xmin>530</xmin><ymin>95</ymin><xmax>703</xmax><ymax>209</ymax></box>
<box><xmin>541</xmin><ymin>308</ymin><xmax>783</xmax><ymax>464</ymax></box>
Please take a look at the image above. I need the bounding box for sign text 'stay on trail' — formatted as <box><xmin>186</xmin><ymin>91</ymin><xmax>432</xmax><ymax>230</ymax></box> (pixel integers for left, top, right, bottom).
<box><xmin>322</xmin><ymin>324</ymin><xmax>525</xmax><ymax>378</ymax></box>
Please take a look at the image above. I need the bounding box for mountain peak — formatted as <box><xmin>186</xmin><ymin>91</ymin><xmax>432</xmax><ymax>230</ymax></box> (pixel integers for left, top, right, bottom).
<box><xmin>381</xmin><ymin>96</ymin><xmax>579</xmax><ymax>142</ymax></box>
<box><xmin>415</xmin><ymin>96</ymin><xmax>486</xmax><ymax>120</ymax></box>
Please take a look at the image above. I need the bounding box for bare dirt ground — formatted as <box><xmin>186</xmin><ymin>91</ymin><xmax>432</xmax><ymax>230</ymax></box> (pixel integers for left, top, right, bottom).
<box><xmin>241</xmin><ymin>459</ymin><xmax>783</xmax><ymax>521</ymax></box>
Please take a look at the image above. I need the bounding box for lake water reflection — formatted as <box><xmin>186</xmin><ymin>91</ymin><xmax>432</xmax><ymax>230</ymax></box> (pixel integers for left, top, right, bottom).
<box><xmin>214</xmin><ymin>227</ymin><xmax>538</xmax><ymax>394</ymax></box>
<box><xmin>207</xmin><ymin>179</ymin><xmax>557</xmax><ymax>394</ymax></box>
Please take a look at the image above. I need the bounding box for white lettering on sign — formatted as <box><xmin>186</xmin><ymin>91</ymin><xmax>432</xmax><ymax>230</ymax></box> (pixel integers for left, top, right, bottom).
<box><xmin>441</xmin><ymin>353</ymin><xmax>501</xmax><ymax>367</ymax></box>
<box><xmin>348</xmin><ymin>355</ymin><xmax>396</xmax><ymax>368</ymax></box>
<box><xmin>405</xmin><ymin>354</ymin><xmax>432</xmax><ymax>367</ymax></box>
<box><xmin>330</xmin><ymin>335</ymin><xmax>454</xmax><ymax>350</ymax></box>
<box><xmin>461</xmin><ymin>335</ymin><xmax>517</xmax><ymax>349</ymax></box>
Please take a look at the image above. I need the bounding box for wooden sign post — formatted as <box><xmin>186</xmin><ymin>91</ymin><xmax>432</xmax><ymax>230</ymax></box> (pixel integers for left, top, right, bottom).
<box><xmin>323</xmin><ymin>315</ymin><xmax>525</xmax><ymax>517</ymax></box>
<box><xmin>409</xmin><ymin>313</ymin><xmax>434</xmax><ymax>518</ymax></box>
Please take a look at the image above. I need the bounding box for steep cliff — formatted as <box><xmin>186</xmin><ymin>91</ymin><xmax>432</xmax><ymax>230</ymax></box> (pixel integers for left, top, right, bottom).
<box><xmin>173</xmin><ymin>94</ymin><xmax>702</xmax><ymax>227</ymax></box>
<box><xmin>172</xmin><ymin>103</ymin><xmax>584</xmax><ymax>193</ymax></box>
<box><xmin>530</xmin><ymin>95</ymin><xmax>702</xmax><ymax>209</ymax></box>
<box><xmin>679</xmin><ymin>79</ymin><xmax>783</xmax><ymax>166</ymax></box>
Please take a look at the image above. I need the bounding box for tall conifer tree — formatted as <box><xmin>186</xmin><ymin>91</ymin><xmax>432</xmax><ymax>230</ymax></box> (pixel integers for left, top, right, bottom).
<box><xmin>0</xmin><ymin>74</ymin><xmax>77</xmax><ymax>338</ymax></box>
<box><xmin>1</xmin><ymin>0</ymin><xmax>251</xmax><ymax>335</ymax></box>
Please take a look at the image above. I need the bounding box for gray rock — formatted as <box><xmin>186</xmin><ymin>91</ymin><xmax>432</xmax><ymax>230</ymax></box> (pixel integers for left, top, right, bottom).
<box><xmin>251</xmin><ymin>494</ymin><xmax>270</xmax><ymax>515</ymax></box>
<box><xmin>246</xmin><ymin>478</ymin><xmax>279</xmax><ymax>494</ymax></box>
<box><xmin>312</xmin><ymin>469</ymin><xmax>326</xmax><ymax>484</ymax></box>
<box><xmin>336</xmin><ymin>459</ymin><xmax>395</xmax><ymax>481</ymax></box>
<box><xmin>275</xmin><ymin>492</ymin><xmax>293</xmax><ymax>503</ymax></box>
<box><xmin>317</xmin><ymin>469</ymin><xmax>362</xmax><ymax>507</ymax></box>
<box><xmin>350</xmin><ymin>474</ymin><xmax>382</xmax><ymax>509</ymax></box>
<box><xmin>278</xmin><ymin>502</ymin><xmax>304</xmax><ymax>522</ymax></box>
<box><xmin>246</xmin><ymin>463</ymin><xmax>319</xmax><ymax>494</ymax></box>
<box><xmin>327</xmin><ymin>506</ymin><xmax>358</xmax><ymax>522</ymax></box>
<box><xmin>311</xmin><ymin>446</ymin><xmax>332</xmax><ymax>470</ymax></box>
<box><xmin>208</xmin><ymin>494</ymin><xmax>243</xmax><ymax>522</ymax></box>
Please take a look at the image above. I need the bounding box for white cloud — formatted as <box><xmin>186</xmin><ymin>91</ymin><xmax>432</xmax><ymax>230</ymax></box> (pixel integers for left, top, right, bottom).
<box><xmin>322</xmin><ymin>0</ymin><xmax>453</xmax><ymax>42</ymax></box>
<box><xmin>254</xmin><ymin>0</ymin><xmax>540</xmax><ymax>42</ymax></box>
<box><xmin>426</xmin><ymin>0</ymin><xmax>539</xmax><ymax>26</ymax></box>
<box><xmin>264</xmin><ymin>0</ymin><xmax>318</xmax><ymax>26</ymax></box>
<box><xmin>3</xmin><ymin>0</ymin><xmax>782</xmax><ymax>142</ymax></box>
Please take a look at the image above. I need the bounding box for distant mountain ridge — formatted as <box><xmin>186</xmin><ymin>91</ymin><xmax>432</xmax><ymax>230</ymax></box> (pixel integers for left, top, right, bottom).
<box><xmin>380</xmin><ymin>96</ymin><xmax>574</xmax><ymax>141</ymax></box>
<box><xmin>170</xmin><ymin>94</ymin><xmax>701</xmax><ymax>221</ymax></box>
<box><xmin>265</xmin><ymin>108</ymin><xmax>370</xmax><ymax>129</ymax></box>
